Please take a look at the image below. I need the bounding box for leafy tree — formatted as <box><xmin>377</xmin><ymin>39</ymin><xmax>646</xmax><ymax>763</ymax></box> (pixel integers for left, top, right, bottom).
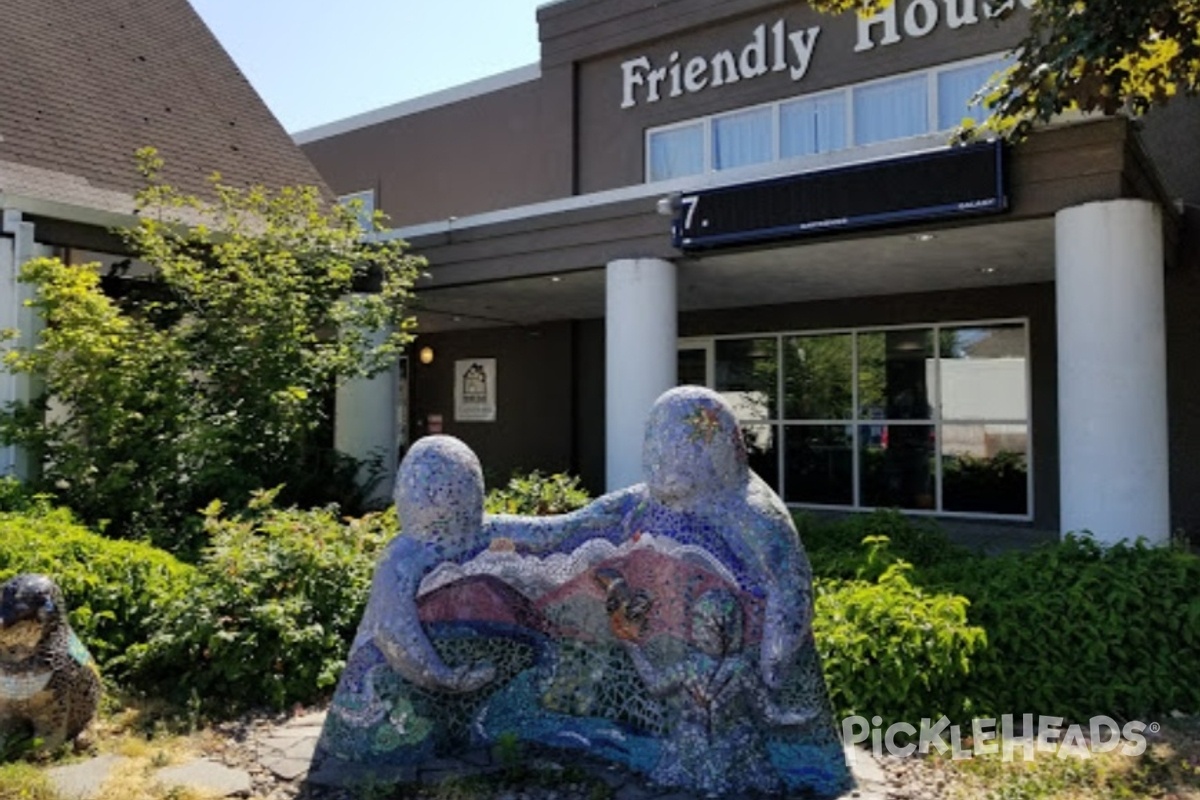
<box><xmin>0</xmin><ymin>149</ymin><xmax>421</xmax><ymax>551</ymax></box>
<box><xmin>809</xmin><ymin>0</ymin><xmax>1200</xmax><ymax>140</ymax></box>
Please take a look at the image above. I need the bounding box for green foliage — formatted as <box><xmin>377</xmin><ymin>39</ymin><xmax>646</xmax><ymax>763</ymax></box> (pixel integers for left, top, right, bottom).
<box><xmin>927</xmin><ymin>535</ymin><xmax>1200</xmax><ymax>722</ymax></box>
<box><xmin>0</xmin><ymin>477</ymin><xmax>34</xmax><ymax>513</ymax></box>
<box><xmin>799</xmin><ymin>509</ymin><xmax>965</xmax><ymax>580</ymax></box>
<box><xmin>130</xmin><ymin>493</ymin><xmax>393</xmax><ymax>712</ymax></box>
<box><xmin>805</xmin><ymin>512</ymin><xmax>1200</xmax><ymax>724</ymax></box>
<box><xmin>0</xmin><ymin>506</ymin><xmax>194</xmax><ymax>680</ymax></box>
<box><xmin>484</xmin><ymin>471</ymin><xmax>591</xmax><ymax>516</ymax></box>
<box><xmin>0</xmin><ymin>149</ymin><xmax>422</xmax><ymax>548</ymax></box>
<box><xmin>813</xmin><ymin>538</ymin><xmax>986</xmax><ymax>728</ymax></box>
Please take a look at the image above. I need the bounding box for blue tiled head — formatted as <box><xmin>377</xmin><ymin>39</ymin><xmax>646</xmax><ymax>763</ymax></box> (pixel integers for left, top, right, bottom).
<box><xmin>642</xmin><ymin>386</ymin><xmax>749</xmax><ymax>505</ymax></box>
<box><xmin>394</xmin><ymin>435</ymin><xmax>485</xmax><ymax>541</ymax></box>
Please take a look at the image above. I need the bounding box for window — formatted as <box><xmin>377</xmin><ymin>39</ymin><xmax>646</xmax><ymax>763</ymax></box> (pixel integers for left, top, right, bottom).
<box><xmin>682</xmin><ymin>320</ymin><xmax>1031</xmax><ymax>518</ymax></box>
<box><xmin>938</xmin><ymin>58</ymin><xmax>1009</xmax><ymax>130</ymax></box>
<box><xmin>645</xmin><ymin>53</ymin><xmax>1010</xmax><ymax>183</ymax></box>
<box><xmin>648</xmin><ymin>123</ymin><xmax>705</xmax><ymax>181</ymax></box>
<box><xmin>337</xmin><ymin>189</ymin><xmax>376</xmax><ymax>230</ymax></box>
<box><xmin>713</xmin><ymin>107</ymin><xmax>774</xmax><ymax>170</ymax></box>
<box><xmin>853</xmin><ymin>74</ymin><xmax>929</xmax><ymax>146</ymax></box>
<box><xmin>780</xmin><ymin>93</ymin><xmax>847</xmax><ymax>158</ymax></box>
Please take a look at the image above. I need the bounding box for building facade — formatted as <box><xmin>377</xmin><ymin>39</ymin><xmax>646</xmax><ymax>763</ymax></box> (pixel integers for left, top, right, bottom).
<box><xmin>298</xmin><ymin>0</ymin><xmax>1200</xmax><ymax>546</ymax></box>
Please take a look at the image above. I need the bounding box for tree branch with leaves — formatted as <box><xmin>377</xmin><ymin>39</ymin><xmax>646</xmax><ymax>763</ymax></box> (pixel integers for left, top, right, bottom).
<box><xmin>808</xmin><ymin>0</ymin><xmax>1200</xmax><ymax>141</ymax></box>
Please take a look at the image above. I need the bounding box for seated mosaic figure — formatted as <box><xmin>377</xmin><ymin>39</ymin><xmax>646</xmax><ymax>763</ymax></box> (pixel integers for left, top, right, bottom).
<box><xmin>313</xmin><ymin>386</ymin><xmax>851</xmax><ymax>797</ymax></box>
<box><xmin>0</xmin><ymin>574</ymin><xmax>101</xmax><ymax>755</ymax></box>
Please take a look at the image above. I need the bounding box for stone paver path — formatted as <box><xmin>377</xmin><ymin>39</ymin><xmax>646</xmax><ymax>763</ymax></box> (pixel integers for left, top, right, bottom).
<box><xmin>46</xmin><ymin>709</ymin><xmax>948</xmax><ymax>800</ymax></box>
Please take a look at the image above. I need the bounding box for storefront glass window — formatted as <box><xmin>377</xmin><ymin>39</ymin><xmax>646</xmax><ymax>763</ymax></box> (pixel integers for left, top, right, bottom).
<box><xmin>853</xmin><ymin>75</ymin><xmax>929</xmax><ymax>145</ymax></box>
<box><xmin>713</xmin><ymin>107</ymin><xmax>773</xmax><ymax>170</ymax></box>
<box><xmin>715</xmin><ymin>338</ymin><xmax>778</xmax><ymax>421</ymax></box>
<box><xmin>677</xmin><ymin>347</ymin><xmax>709</xmax><ymax>387</ymax></box>
<box><xmin>942</xmin><ymin>424</ymin><xmax>1028</xmax><ymax>514</ymax></box>
<box><xmin>939</xmin><ymin>324</ymin><xmax>1029</xmax><ymax>514</ymax></box>
<box><xmin>686</xmin><ymin>320</ymin><xmax>1030</xmax><ymax>518</ymax></box>
<box><xmin>783</xmin><ymin>334</ymin><xmax>853</xmax><ymax>420</ymax></box>
<box><xmin>780</xmin><ymin>94</ymin><xmax>847</xmax><ymax>158</ymax></box>
<box><xmin>857</xmin><ymin>329</ymin><xmax>934</xmax><ymax>421</ymax></box>
<box><xmin>784</xmin><ymin>425</ymin><xmax>853</xmax><ymax>505</ymax></box>
<box><xmin>648</xmin><ymin>123</ymin><xmax>704</xmax><ymax>181</ymax></box>
<box><xmin>741</xmin><ymin>422</ymin><xmax>780</xmax><ymax>492</ymax></box>
<box><xmin>860</xmin><ymin>424</ymin><xmax>937</xmax><ymax>510</ymax></box>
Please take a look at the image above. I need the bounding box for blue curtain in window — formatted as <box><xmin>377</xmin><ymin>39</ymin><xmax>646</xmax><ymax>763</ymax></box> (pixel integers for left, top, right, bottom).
<box><xmin>854</xmin><ymin>75</ymin><xmax>929</xmax><ymax>146</ymax></box>
<box><xmin>780</xmin><ymin>94</ymin><xmax>847</xmax><ymax>158</ymax></box>
<box><xmin>938</xmin><ymin>59</ymin><xmax>1008</xmax><ymax>130</ymax></box>
<box><xmin>713</xmin><ymin>108</ymin><xmax>772</xmax><ymax>170</ymax></box>
<box><xmin>648</xmin><ymin>124</ymin><xmax>705</xmax><ymax>181</ymax></box>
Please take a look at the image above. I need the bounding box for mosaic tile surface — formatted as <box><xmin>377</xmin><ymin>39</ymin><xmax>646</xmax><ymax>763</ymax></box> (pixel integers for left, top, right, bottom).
<box><xmin>0</xmin><ymin>574</ymin><xmax>101</xmax><ymax>753</ymax></box>
<box><xmin>314</xmin><ymin>387</ymin><xmax>852</xmax><ymax>797</ymax></box>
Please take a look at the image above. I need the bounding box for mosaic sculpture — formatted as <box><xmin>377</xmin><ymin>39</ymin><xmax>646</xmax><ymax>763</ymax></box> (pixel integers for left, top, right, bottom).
<box><xmin>313</xmin><ymin>386</ymin><xmax>852</xmax><ymax>796</ymax></box>
<box><xmin>0</xmin><ymin>574</ymin><xmax>101</xmax><ymax>753</ymax></box>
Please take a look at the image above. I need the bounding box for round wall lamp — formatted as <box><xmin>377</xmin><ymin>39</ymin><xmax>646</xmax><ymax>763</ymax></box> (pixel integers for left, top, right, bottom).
<box><xmin>418</xmin><ymin>346</ymin><xmax>435</xmax><ymax>365</ymax></box>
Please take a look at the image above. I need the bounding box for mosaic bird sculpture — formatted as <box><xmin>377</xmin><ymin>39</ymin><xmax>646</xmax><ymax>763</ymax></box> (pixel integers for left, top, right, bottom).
<box><xmin>0</xmin><ymin>574</ymin><xmax>101</xmax><ymax>753</ymax></box>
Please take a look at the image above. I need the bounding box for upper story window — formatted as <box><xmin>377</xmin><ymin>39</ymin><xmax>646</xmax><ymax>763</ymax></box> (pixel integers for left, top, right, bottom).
<box><xmin>646</xmin><ymin>54</ymin><xmax>1011</xmax><ymax>183</ymax></box>
<box><xmin>337</xmin><ymin>189</ymin><xmax>376</xmax><ymax>230</ymax></box>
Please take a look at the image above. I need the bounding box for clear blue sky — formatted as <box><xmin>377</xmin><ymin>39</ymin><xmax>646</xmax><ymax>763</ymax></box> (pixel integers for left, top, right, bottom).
<box><xmin>186</xmin><ymin>1</ymin><xmax>545</xmax><ymax>134</ymax></box>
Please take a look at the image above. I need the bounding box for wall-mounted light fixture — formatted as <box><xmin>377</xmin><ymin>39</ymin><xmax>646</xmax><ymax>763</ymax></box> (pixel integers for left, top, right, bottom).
<box><xmin>418</xmin><ymin>346</ymin><xmax>435</xmax><ymax>365</ymax></box>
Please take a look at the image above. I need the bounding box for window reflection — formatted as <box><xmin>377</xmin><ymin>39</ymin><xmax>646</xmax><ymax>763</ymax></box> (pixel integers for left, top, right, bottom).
<box><xmin>940</xmin><ymin>325</ymin><xmax>1028</xmax><ymax>421</ymax></box>
<box><xmin>741</xmin><ymin>423</ymin><xmax>779</xmax><ymax>492</ymax></box>
<box><xmin>785</xmin><ymin>425</ymin><xmax>853</xmax><ymax>506</ymax></box>
<box><xmin>716</xmin><ymin>338</ymin><xmax>778</xmax><ymax>421</ymax></box>
<box><xmin>858</xmin><ymin>329</ymin><xmax>933</xmax><ymax>421</ymax></box>
<box><xmin>689</xmin><ymin>322</ymin><xmax>1029</xmax><ymax>517</ymax></box>
<box><xmin>784</xmin><ymin>334</ymin><xmax>853</xmax><ymax>420</ymax></box>
<box><xmin>942</xmin><ymin>424</ymin><xmax>1028</xmax><ymax>514</ymax></box>
<box><xmin>860</xmin><ymin>424</ymin><xmax>936</xmax><ymax>510</ymax></box>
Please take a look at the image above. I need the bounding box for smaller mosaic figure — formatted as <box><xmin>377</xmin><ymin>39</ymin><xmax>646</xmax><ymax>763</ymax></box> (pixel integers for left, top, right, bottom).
<box><xmin>0</xmin><ymin>574</ymin><xmax>101</xmax><ymax>754</ymax></box>
<box><xmin>608</xmin><ymin>584</ymin><xmax>814</xmax><ymax>796</ymax></box>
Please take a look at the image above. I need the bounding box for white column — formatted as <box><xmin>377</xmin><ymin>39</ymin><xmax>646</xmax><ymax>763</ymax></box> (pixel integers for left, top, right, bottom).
<box><xmin>1056</xmin><ymin>199</ymin><xmax>1170</xmax><ymax>545</ymax></box>
<box><xmin>0</xmin><ymin>211</ymin><xmax>42</xmax><ymax>480</ymax></box>
<box><xmin>335</xmin><ymin>326</ymin><xmax>398</xmax><ymax>505</ymax></box>
<box><xmin>606</xmin><ymin>257</ymin><xmax>677</xmax><ymax>491</ymax></box>
<box><xmin>0</xmin><ymin>234</ymin><xmax>18</xmax><ymax>477</ymax></box>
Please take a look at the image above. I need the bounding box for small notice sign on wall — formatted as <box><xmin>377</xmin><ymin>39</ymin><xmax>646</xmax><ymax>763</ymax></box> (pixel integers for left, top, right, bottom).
<box><xmin>454</xmin><ymin>359</ymin><xmax>496</xmax><ymax>422</ymax></box>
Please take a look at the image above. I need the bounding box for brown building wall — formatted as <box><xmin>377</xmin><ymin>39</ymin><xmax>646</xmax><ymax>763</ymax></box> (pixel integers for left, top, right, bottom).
<box><xmin>408</xmin><ymin>321</ymin><xmax>576</xmax><ymax>487</ymax></box>
<box><xmin>300</xmin><ymin>66</ymin><xmax>575</xmax><ymax>228</ymax></box>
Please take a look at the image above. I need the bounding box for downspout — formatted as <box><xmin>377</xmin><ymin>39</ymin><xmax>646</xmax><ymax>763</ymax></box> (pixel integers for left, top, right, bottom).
<box><xmin>1</xmin><ymin>209</ymin><xmax>36</xmax><ymax>479</ymax></box>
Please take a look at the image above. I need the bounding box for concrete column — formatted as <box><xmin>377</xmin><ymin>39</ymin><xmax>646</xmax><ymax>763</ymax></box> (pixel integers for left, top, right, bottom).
<box><xmin>335</xmin><ymin>325</ymin><xmax>398</xmax><ymax>506</ymax></box>
<box><xmin>606</xmin><ymin>257</ymin><xmax>677</xmax><ymax>491</ymax></box>
<box><xmin>1056</xmin><ymin>199</ymin><xmax>1170</xmax><ymax>545</ymax></box>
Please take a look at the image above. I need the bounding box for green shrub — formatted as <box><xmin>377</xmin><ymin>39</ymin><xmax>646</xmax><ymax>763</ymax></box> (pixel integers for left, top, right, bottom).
<box><xmin>485</xmin><ymin>471</ymin><xmax>591</xmax><ymax>516</ymax></box>
<box><xmin>929</xmin><ymin>535</ymin><xmax>1200</xmax><ymax>721</ymax></box>
<box><xmin>0</xmin><ymin>477</ymin><xmax>34</xmax><ymax>513</ymax></box>
<box><xmin>131</xmin><ymin>493</ymin><xmax>393</xmax><ymax>712</ymax></box>
<box><xmin>799</xmin><ymin>509</ymin><xmax>965</xmax><ymax>580</ymax></box>
<box><xmin>813</xmin><ymin>538</ymin><xmax>986</xmax><ymax>728</ymax></box>
<box><xmin>0</xmin><ymin>506</ymin><xmax>194</xmax><ymax>679</ymax></box>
